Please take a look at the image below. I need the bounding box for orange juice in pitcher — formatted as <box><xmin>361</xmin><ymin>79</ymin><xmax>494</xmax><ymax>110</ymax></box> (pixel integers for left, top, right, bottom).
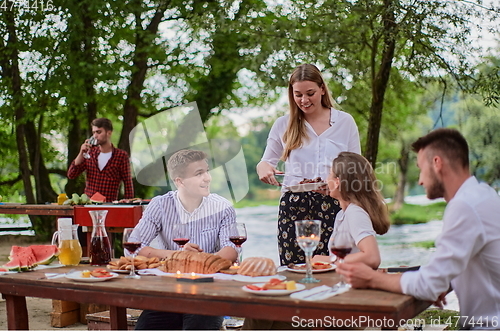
<box><xmin>52</xmin><ymin>223</ymin><xmax>82</xmax><ymax>266</ymax></box>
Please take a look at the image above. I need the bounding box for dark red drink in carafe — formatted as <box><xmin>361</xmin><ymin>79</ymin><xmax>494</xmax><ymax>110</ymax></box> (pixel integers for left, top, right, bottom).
<box><xmin>90</xmin><ymin>236</ymin><xmax>111</xmax><ymax>265</ymax></box>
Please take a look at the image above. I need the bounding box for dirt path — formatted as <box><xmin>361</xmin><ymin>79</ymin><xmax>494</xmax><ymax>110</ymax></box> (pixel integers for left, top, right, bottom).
<box><xmin>0</xmin><ymin>236</ymin><xmax>87</xmax><ymax>330</ymax></box>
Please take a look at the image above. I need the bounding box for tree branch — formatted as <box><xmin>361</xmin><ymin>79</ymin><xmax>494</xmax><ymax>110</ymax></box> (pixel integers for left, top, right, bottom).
<box><xmin>0</xmin><ymin>174</ymin><xmax>22</xmax><ymax>186</ymax></box>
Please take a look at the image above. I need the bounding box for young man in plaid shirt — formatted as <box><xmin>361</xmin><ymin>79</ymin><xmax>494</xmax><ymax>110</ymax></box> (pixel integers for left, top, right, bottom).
<box><xmin>67</xmin><ymin>118</ymin><xmax>134</xmax><ymax>202</ymax></box>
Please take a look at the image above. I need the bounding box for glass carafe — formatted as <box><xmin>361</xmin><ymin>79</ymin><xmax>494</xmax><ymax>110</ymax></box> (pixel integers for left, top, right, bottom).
<box><xmin>52</xmin><ymin>224</ymin><xmax>82</xmax><ymax>266</ymax></box>
<box><xmin>89</xmin><ymin>210</ymin><xmax>112</xmax><ymax>266</ymax></box>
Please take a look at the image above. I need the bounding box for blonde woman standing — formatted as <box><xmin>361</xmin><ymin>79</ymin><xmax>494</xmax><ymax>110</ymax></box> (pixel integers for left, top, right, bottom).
<box><xmin>257</xmin><ymin>64</ymin><xmax>361</xmax><ymax>266</ymax></box>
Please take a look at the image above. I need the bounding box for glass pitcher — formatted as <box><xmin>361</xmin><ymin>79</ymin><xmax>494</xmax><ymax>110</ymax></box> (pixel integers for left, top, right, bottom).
<box><xmin>52</xmin><ymin>224</ymin><xmax>82</xmax><ymax>266</ymax></box>
<box><xmin>89</xmin><ymin>210</ymin><xmax>112</xmax><ymax>266</ymax></box>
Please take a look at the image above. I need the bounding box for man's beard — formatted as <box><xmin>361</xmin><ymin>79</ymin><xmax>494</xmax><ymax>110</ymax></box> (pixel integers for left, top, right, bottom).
<box><xmin>426</xmin><ymin>169</ymin><xmax>445</xmax><ymax>200</ymax></box>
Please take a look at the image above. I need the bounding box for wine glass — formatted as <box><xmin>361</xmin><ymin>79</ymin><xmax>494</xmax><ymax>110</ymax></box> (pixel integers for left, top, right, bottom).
<box><xmin>83</xmin><ymin>136</ymin><xmax>98</xmax><ymax>159</ymax></box>
<box><xmin>329</xmin><ymin>229</ymin><xmax>353</xmax><ymax>289</ymax></box>
<box><xmin>229</xmin><ymin>223</ymin><xmax>247</xmax><ymax>266</ymax></box>
<box><xmin>294</xmin><ymin>220</ymin><xmax>322</xmax><ymax>283</ymax></box>
<box><xmin>122</xmin><ymin>228</ymin><xmax>141</xmax><ymax>279</ymax></box>
<box><xmin>172</xmin><ymin>223</ymin><xmax>190</xmax><ymax>249</ymax></box>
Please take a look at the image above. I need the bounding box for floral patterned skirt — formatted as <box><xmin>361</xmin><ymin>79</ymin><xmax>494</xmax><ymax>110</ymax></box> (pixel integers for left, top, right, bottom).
<box><xmin>277</xmin><ymin>191</ymin><xmax>341</xmax><ymax>266</ymax></box>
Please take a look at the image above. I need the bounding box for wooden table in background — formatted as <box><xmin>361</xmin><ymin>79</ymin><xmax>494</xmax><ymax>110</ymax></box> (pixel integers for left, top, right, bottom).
<box><xmin>0</xmin><ymin>266</ymin><xmax>431</xmax><ymax>330</ymax></box>
<box><xmin>0</xmin><ymin>203</ymin><xmax>74</xmax><ymax>217</ymax></box>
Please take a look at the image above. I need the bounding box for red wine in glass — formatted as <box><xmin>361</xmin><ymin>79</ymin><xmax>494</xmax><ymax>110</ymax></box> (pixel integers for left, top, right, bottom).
<box><xmin>229</xmin><ymin>236</ymin><xmax>247</xmax><ymax>247</ymax></box>
<box><xmin>330</xmin><ymin>247</ymin><xmax>352</xmax><ymax>259</ymax></box>
<box><xmin>123</xmin><ymin>242</ymin><xmax>141</xmax><ymax>254</ymax></box>
<box><xmin>173</xmin><ymin>238</ymin><xmax>190</xmax><ymax>247</ymax></box>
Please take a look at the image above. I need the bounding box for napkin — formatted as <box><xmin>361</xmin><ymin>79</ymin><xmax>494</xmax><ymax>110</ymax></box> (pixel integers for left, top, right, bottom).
<box><xmin>44</xmin><ymin>273</ymin><xmax>67</xmax><ymax>279</ymax></box>
<box><xmin>290</xmin><ymin>285</ymin><xmax>349</xmax><ymax>301</ymax></box>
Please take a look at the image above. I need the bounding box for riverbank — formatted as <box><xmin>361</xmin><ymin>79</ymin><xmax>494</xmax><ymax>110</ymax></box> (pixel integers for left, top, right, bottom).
<box><xmin>235</xmin><ymin>198</ymin><xmax>447</xmax><ymax>225</ymax></box>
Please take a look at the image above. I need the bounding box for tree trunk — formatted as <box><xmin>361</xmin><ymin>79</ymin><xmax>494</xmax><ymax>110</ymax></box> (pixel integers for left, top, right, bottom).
<box><xmin>392</xmin><ymin>141</ymin><xmax>409</xmax><ymax>211</ymax></box>
<box><xmin>4</xmin><ymin>10</ymin><xmax>55</xmax><ymax>240</ymax></box>
<box><xmin>64</xmin><ymin>1</ymin><xmax>97</xmax><ymax>196</ymax></box>
<box><xmin>365</xmin><ymin>0</ymin><xmax>397</xmax><ymax>167</ymax></box>
<box><xmin>4</xmin><ymin>10</ymin><xmax>36</xmax><ymax>205</ymax></box>
<box><xmin>25</xmin><ymin>120</ymin><xmax>58</xmax><ymax>203</ymax></box>
<box><xmin>118</xmin><ymin>3</ymin><xmax>169</xmax><ymax>155</ymax></box>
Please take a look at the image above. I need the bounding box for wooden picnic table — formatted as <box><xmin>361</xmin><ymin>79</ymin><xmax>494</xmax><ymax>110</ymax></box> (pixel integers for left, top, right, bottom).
<box><xmin>0</xmin><ymin>265</ymin><xmax>431</xmax><ymax>330</ymax></box>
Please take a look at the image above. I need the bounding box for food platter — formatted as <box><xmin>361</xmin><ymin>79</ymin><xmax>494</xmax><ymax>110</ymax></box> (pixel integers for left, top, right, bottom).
<box><xmin>286</xmin><ymin>263</ymin><xmax>336</xmax><ymax>274</ymax></box>
<box><xmin>65</xmin><ymin>271</ymin><xmax>119</xmax><ymax>282</ymax></box>
<box><xmin>242</xmin><ymin>283</ymin><xmax>305</xmax><ymax>296</ymax></box>
<box><xmin>286</xmin><ymin>182</ymin><xmax>327</xmax><ymax>193</ymax></box>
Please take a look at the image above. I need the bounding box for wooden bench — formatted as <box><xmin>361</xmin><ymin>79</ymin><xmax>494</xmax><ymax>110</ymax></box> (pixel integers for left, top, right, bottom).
<box><xmin>86</xmin><ymin>309</ymin><xmax>142</xmax><ymax>330</ymax></box>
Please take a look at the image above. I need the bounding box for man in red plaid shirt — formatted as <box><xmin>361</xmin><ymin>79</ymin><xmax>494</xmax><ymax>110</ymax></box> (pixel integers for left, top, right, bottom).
<box><xmin>67</xmin><ymin>118</ymin><xmax>134</xmax><ymax>202</ymax></box>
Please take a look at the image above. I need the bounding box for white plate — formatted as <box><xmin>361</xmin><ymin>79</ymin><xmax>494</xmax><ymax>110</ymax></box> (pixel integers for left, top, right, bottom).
<box><xmin>65</xmin><ymin>272</ymin><xmax>119</xmax><ymax>282</ymax></box>
<box><xmin>286</xmin><ymin>182</ymin><xmax>326</xmax><ymax>193</ymax></box>
<box><xmin>286</xmin><ymin>263</ymin><xmax>336</xmax><ymax>274</ymax></box>
<box><xmin>242</xmin><ymin>283</ymin><xmax>306</xmax><ymax>296</ymax></box>
<box><xmin>232</xmin><ymin>274</ymin><xmax>286</xmax><ymax>283</ymax></box>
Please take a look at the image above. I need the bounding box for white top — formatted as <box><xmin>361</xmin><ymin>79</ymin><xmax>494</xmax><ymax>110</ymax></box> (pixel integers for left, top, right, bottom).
<box><xmin>328</xmin><ymin>204</ymin><xmax>376</xmax><ymax>255</ymax></box>
<box><xmin>401</xmin><ymin>177</ymin><xmax>500</xmax><ymax>329</ymax></box>
<box><xmin>129</xmin><ymin>191</ymin><xmax>236</xmax><ymax>254</ymax></box>
<box><xmin>98</xmin><ymin>151</ymin><xmax>112</xmax><ymax>171</ymax></box>
<box><xmin>261</xmin><ymin>108</ymin><xmax>360</xmax><ymax>191</ymax></box>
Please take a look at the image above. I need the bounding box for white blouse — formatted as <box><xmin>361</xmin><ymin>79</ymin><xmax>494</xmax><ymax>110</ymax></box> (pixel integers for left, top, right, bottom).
<box><xmin>328</xmin><ymin>203</ymin><xmax>376</xmax><ymax>255</ymax></box>
<box><xmin>261</xmin><ymin>108</ymin><xmax>361</xmax><ymax>190</ymax></box>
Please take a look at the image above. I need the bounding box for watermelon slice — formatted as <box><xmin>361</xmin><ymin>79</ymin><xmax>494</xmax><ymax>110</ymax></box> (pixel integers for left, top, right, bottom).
<box><xmin>90</xmin><ymin>192</ymin><xmax>106</xmax><ymax>203</ymax></box>
<box><xmin>6</xmin><ymin>246</ymin><xmax>38</xmax><ymax>271</ymax></box>
<box><xmin>30</xmin><ymin>244</ymin><xmax>59</xmax><ymax>265</ymax></box>
<box><xmin>3</xmin><ymin>245</ymin><xmax>60</xmax><ymax>271</ymax></box>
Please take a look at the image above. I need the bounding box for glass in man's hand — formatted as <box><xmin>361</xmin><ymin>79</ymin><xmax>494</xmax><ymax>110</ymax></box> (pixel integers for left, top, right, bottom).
<box><xmin>83</xmin><ymin>136</ymin><xmax>97</xmax><ymax>159</ymax></box>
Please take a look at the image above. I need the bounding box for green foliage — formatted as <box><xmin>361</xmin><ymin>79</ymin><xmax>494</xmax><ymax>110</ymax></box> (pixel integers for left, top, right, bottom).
<box><xmin>390</xmin><ymin>202</ymin><xmax>446</xmax><ymax>225</ymax></box>
<box><xmin>413</xmin><ymin>240</ymin><xmax>435</xmax><ymax>249</ymax></box>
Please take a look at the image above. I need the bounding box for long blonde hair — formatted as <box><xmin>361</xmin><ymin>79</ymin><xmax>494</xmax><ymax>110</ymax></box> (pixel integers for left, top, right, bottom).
<box><xmin>281</xmin><ymin>64</ymin><xmax>337</xmax><ymax>161</ymax></box>
<box><xmin>332</xmin><ymin>152</ymin><xmax>390</xmax><ymax>235</ymax></box>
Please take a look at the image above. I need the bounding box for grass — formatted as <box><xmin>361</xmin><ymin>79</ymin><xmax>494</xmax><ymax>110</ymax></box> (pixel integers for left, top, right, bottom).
<box><xmin>413</xmin><ymin>240</ymin><xmax>436</xmax><ymax>249</ymax></box>
<box><xmin>412</xmin><ymin>308</ymin><xmax>461</xmax><ymax>330</ymax></box>
<box><xmin>235</xmin><ymin>199</ymin><xmax>446</xmax><ymax>226</ymax></box>
<box><xmin>233</xmin><ymin>199</ymin><xmax>278</xmax><ymax>209</ymax></box>
<box><xmin>389</xmin><ymin>202</ymin><xmax>446</xmax><ymax>225</ymax></box>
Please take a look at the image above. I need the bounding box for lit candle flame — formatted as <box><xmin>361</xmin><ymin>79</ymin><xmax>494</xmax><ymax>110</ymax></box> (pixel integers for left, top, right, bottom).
<box><xmin>176</xmin><ymin>270</ymin><xmax>181</xmax><ymax>278</ymax></box>
<box><xmin>191</xmin><ymin>272</ymin><xmax>196</xmax><ymax>278</ymax></box>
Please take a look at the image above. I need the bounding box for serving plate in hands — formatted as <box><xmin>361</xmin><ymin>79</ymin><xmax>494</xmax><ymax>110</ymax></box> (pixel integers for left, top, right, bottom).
<box><xmin>286</xmin><ymin>263</ymin><xmax>336</xmax><ymax>274</ymax></box>
<box><xmin>242</xmin><ymin>283</ymin><xmax>305</xmax><ymax>296</ymax></box>
<box><xmin>286</xmin><ymin>182</ymin><xmax>327</xmax><ymax>193</ymax></box>
<box><xmin>66</xmin><ymin>272</ymin><xmax>119</xmax><ymax>282</ymax></box>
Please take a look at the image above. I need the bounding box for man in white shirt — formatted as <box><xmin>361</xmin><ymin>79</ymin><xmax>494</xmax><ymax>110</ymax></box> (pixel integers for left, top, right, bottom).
<box><xmin>337</xmin><ymin>128</ymin><xmax>500</xmax><ymax>330</ymax></box>
<box><xmin>131</xmin><ymin>149</ymin><xmax>237</xmax><ymax>330</ymax></box>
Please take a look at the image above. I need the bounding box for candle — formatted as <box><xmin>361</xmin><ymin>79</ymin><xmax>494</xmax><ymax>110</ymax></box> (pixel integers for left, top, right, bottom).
<box><xmin>176</xmin><ymin>271</ymin><xmax>214</xmax><ymax>283</ymax></box>
<box><xmin>176</xmin><ymin>270</ymin><xmax>181</xmax><ymax>278</ymax></box>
